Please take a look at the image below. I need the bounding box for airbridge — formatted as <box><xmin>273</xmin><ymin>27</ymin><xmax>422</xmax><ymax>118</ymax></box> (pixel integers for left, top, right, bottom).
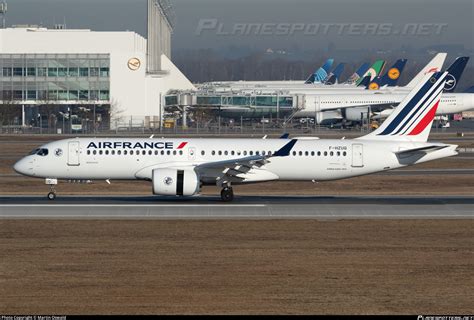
<box><xmin>165</xmin><ymin>88</ymin><xmax>306</xmax><ymax>119</ymax></box>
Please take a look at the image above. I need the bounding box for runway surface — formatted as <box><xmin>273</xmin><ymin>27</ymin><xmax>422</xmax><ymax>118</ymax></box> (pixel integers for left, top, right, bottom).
<box><xmin>0</xmin><ymin>195</ymin><xmax>473</xmax><ymax>219</ymax></box>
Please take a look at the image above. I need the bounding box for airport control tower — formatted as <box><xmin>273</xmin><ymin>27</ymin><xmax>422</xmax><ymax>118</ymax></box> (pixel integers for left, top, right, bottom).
<box><xmin>147</xmin><ymin>0</ymin><xmax>175</xmax><ymax>74</ymax></box>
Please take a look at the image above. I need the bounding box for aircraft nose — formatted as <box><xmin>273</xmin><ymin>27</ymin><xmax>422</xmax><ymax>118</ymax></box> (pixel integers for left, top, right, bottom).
<box><xmin>13</xmin><ymin>158</ymin><xmax>29</xmax><ymax>176</ymax></box>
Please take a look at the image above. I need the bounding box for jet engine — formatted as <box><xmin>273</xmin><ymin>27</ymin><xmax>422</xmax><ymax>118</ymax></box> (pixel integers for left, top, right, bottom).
<box><xmin>343</xmin><ymin>107</ymin><xmax>372</xmax><ymax>122</ymax></box>
<box><xmin>316</xmin><ymin>110</ymin><xmax>343</xmax><ymax>125</ymax></box>
<box><xmin>152</xmin><ymin>168</ymin><xmax>200</xmax><ymax>196</ymax></box>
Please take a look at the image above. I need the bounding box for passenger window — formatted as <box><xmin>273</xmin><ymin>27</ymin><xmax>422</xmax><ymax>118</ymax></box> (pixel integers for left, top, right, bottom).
<box><xmin>224</xmin><ymin>151</ymin><xmax>228</xmax><ymax>156</ymax></box>
<box><xmin>292</xmin><ymin>151</ymin><xmax>296</xmax><ymax>156</ymax></box>
<box><xmin>311</xmin><ymin>151</ymin><xmax>315</xmax><ymax>156</ymax></box>
<box><xmin>167</xmin><ymin>151</ymin><xmax>171</xmax><ymax>155</ymax></box>
<box><xmin>343</xmin><ymin>151</ymin><xmax>347</xmax><ymax>157</ymax></box>
<box><xmin>142</xmin><ymin>150</ymin><xmax>146</xmax><ymax>155</ymax></box>
<box><xmin>337</xmin><ymin>151</ymin><xmax>341</xmax><ymax>156</ymax></box>
<box><xmin>218</xmin><ymin>151</ymin><xmax>222</xmax><ymax>156</ymax></box>
<box><xmin>99</xmin><ymin>150</ymin><xmax>103</xmax><ymax>155</ymax></box>
<box><xmin>262</xmin><ymin>151</ymin><xmax>266</xmax><ymax>156</ymax></box>
<box><xmin>154</xmin><ymin>150</ymin><xmax>158</xmax><ymax>155</ymax></box>
<box><xmin>299</xmin><ymin>151</ymin><xmax>303</xmax><ymax>156</ymax></box>
<box><xmin>111</xmin><ymin>150</ymin><xmax>115</xmax><ymax>155</ymax></box>
<box><xmin>330</xmin><ymin>152</ymin><xmax>334</xmax><ymax>156</ymax></box>
<box><xmin>231</xmin><ymin>151</ymin><xmax>235</xmax><ymax>156</ymax></box>
<box><xmin>212</xmin><ymin>151</ymin><xmax>216</xmax><ymax>156</ymax></box>
<box><xmin>148</xmin><ymin>150</ymin><xmax>152</xmax><ymax>155</ymax></box>
<box><xmin>161</xmin><ymin>150</ymin><xmax>165</xmax><ymax>155</ymax></box>
<box><xmin>305</xmin><ymin>151</ymin><xmax>309</xmax><ymax>156</ymax></box>
<box><xmin>317</xmin><ymin>151</ymin><xmax>321</xmax><ymax>156</ymax></box>
<box><xmin>87</xmin><ymin>150</ymin><xmax>91</xmax><ymax>155</ymax></box>
<box><xmin>243</xmin><ymin>151</ymin><xmax>248</xmax><ymax>156</ymax></box>
<box><xmin>130</xmin><ymin>150</ymin><xmax>134</xmax><ymax>155</ymax></box>
<box><xmin>118</xmin><ymin>150</ymin><xmax>122</xmax><ymax>155</ymax></box>
<box><xmin>93</xmin><ymin>150</ymin><xmax>97</xmax><ymax>155</ymax></box>
<box><xmin>250</xmin><ymin>151</ymin><xmax>254</xmax><ymax>156</ymax></box>
<box><xmin>124</xmin><ymin>150</ymin><xmax>128</xmax><ymax>155</ymax></box>
<box><xmin>324</xmin><ymin>151</ymin><xmax>328</xmax><ymax>156</ymax></box>
<box><xmin>172</xmin><ymin>151</ymin><xmax>177</xmax><ymax>156</ymax></box>
<box><xmin>179</xmin><ymin>151</ymin><xmax>183</xmax><ymax>155</ymax></box>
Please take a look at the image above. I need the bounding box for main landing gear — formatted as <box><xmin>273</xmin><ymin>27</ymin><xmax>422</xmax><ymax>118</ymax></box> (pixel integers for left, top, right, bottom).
<box><xmin>220</xmin><ymin>187</ymin><xmax>234</xmax><ymax>202</ymax></box>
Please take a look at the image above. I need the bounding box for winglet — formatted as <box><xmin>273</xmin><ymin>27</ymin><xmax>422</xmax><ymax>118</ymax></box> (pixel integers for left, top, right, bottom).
<box><xmin>274</xmin><ymin>139</ymin><xmax>298</xmax><ymax>157</ymax></box>
<box><xmin>279</xmin><ymin>133</ymin><xmax>290</xmax><ymax>139</ymax></box>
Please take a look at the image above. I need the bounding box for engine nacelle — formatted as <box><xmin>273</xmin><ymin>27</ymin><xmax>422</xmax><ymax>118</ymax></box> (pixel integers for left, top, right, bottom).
<box><xmin>152</xmin><ymin>168</ymin><xmax>200</xmax><ymax>196</ymax></box>
<box><xmin>316</xmin><ymin>111</ymin><xmax>343</xmax><ymax>125</ymax></box>
<box><xmin>344</xmin><ymin>107</ymin><xmax>371</xmax><ymax>122</ymax></box>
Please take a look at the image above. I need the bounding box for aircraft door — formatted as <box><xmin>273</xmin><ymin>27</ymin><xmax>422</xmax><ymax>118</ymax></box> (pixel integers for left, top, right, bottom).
<box><xmin>351</xmin><ymin>144</ymin><xmax>364</xmax><ymax>168</ymax></box>
<box><xmin>68</xmin><ymin>141</ymin><xmax>80</xmax><ymax>166</ymax></box>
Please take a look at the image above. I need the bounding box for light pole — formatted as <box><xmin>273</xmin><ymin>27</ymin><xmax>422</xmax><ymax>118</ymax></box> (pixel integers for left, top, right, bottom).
<box><xmin>38</xmin><ymin>113</ymin><xmax>42</xmax><ymax>134</ymax></box>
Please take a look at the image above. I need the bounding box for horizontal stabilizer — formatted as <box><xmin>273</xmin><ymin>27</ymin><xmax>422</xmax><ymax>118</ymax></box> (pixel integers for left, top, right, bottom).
<box><xmin>395</xmin><ymin>145</ymin><xmax>448</xmax><ymax>156</ymax></box>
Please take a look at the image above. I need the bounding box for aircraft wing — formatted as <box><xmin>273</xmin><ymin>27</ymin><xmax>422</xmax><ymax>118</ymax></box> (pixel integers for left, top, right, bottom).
<box><xmin>195</xmin><ymin>139</ymin><xmax>297</xmax><ymax>185</ymax></box>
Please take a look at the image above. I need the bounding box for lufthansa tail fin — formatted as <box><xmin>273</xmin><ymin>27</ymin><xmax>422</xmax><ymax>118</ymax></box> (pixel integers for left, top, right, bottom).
<box><xmin>367</xmin><ymin>59</ymin><xmax>408</xmax><ymax>90</ymax></box>
<box><xmin>464</xmin><ymin>86</ymin><xmax>474</xmax><ymax>93</ymax></box>
<box><xmin>405</xmin><ymin>53</ymin><xmax>447</xmax><ymax>88</ymax></box>
<box><xmin>443</xmin><ymin>57</ymin><xmax>469</xmax><ymax>93</ymax></box>
<box><xmin>359</xmin><ymin>72</ymin><xmax>448</xmax><ymax>142</ymax></box>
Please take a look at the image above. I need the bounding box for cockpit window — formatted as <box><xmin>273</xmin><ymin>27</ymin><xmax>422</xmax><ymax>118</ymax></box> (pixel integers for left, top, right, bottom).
<box><xmin>31</xmin><ymin>148</ymin><xmax>49</xmax><ymax>156</ymax></box>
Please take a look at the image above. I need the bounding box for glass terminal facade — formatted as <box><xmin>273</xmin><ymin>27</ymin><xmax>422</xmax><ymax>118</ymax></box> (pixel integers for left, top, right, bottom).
<box><xmin>165</xmin><ymin>93</ymin><xmax>295</xmax><ymax>118</ymax></box>
<box><xmin>0</xmin><ymin>54</ymin><xmax>110</xmax><ymax>102</ymax></box>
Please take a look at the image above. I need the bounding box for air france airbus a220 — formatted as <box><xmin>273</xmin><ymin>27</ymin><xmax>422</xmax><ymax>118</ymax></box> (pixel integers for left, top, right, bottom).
<box><xmin>14</xmin><ymin>72</ymin><xmax>458</xmax><ymax>202</ymax></box>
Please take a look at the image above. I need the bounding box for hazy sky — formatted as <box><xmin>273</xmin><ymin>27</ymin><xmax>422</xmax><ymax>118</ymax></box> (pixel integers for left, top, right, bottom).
<box><xmin>6</xmin><ymin>0</ymin><xmax>474</xmax><ymax>51</ymax></box>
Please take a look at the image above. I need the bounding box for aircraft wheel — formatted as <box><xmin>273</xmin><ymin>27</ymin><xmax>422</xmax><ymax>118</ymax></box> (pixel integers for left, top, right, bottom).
<box><xmin>47</xmin><ymin>192</ymin><xmax>57</xmax><ymax>201</ymax></box>
<box><xmin>220</xmin><ymin>187</ymin><xmax>234</xmax><ymax>202</ymax></box>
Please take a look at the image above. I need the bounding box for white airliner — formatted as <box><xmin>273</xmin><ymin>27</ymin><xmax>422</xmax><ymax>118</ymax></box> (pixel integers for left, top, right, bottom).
<box><xmin>14</xmin><ymin>72</ymin><xmax>458</xmax><ymax>202</ymax></box>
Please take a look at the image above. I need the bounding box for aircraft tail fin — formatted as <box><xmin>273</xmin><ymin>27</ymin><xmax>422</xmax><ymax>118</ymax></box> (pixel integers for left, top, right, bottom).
<box><xmin>360</xmin><ymin>71</ymin><xmax>448</xmax><ymax>142</ymax></box>
<box><xmin>367</xmin><ymin>59</ymin><xmax>408</xmax><ymax>90</ymax></box>
<box><xmin>345</xmin><ymin>62</ymin><xmax>370</xmax><ymax>84</ymax></box>
<box><xmin>405</xmin><ymin>53</ymin><xmax>447</xmax><ymax>88</ymax></box>
<box><xmin>305</xmin><ymin>59</ymin><xmax>334</xmax><ymax>84</ymax></box>
<box><xmin>356</xmin><ymin>60</ymin><xmax>386</xmax><ymax>86</ymax></box>
<box><xmin>357</xmin><ymin>75</ymin><xmax>372</xmax><ymax>88</ymax></box>
<box><xmin>324</xmin><ymin>63</ymin><xmax>346</xmax><ymax>85</ymax></box>
<box><xmin>443</xmin><ymin>57</ymin><xmax>469</xmax><ymax>93</ymax></box>
<box><xmin>464</xmin><ymin>86</ymin><xmax>474</xmax><ymax>93</ymax></box>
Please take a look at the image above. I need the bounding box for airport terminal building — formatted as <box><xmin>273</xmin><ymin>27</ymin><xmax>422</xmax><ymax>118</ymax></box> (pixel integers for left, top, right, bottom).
<box><xmin>0</xmin><ymin>0</ymin><xmax>194</xmax><ymax>131</ymax></box>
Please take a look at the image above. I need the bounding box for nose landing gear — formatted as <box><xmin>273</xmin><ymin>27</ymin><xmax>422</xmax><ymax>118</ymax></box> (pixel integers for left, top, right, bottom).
<box><xmin>45</xmin><ymin>178</ymin><xmax>58</xmax><ymax>201</ymax></box>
